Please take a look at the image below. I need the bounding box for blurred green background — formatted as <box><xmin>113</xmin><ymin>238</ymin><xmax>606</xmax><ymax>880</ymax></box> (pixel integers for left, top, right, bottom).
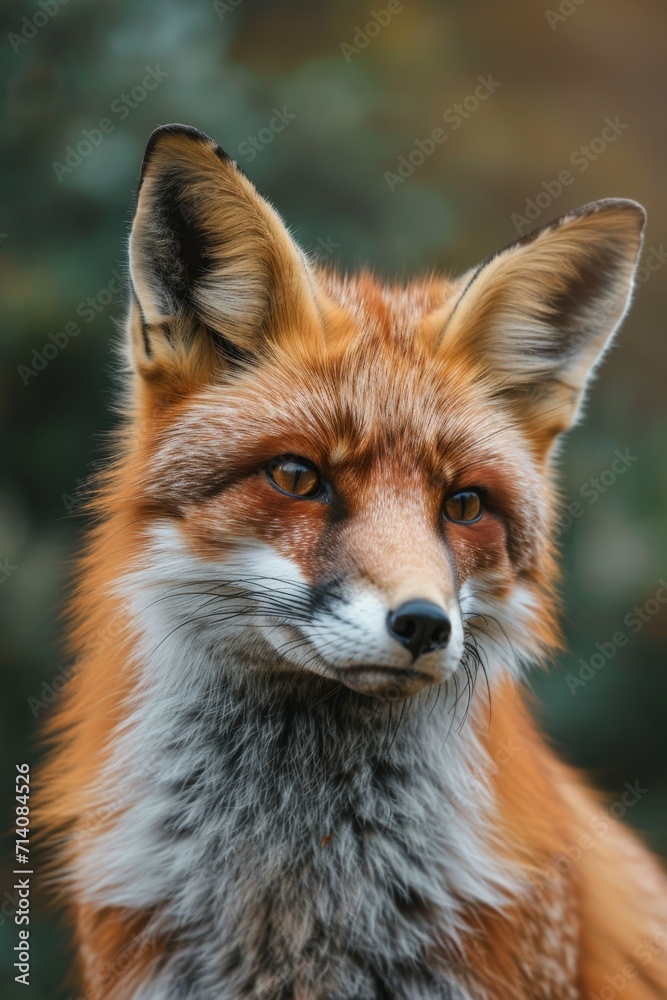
<box><xmin>1</xmin><ymin>0</ymin><xmax>666</xmax><ymax>995</ymax></box>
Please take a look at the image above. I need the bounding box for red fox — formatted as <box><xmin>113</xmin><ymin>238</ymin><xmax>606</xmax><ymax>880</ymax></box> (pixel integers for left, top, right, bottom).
<box><xmin>39</xmin><ymin>124</ymin><xmax>667</xmax><ymax>999</ymax></box>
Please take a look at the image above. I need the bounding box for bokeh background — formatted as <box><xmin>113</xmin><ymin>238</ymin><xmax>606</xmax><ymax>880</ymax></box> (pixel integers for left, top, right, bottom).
<box><xmin>1</xmin><ymin>0</ymin><xmax>666</xmax><ymax>995</ymax></box>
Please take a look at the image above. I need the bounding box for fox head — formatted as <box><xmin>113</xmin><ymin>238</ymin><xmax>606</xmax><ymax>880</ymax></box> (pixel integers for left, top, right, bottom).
<box><xmin>122</xmin><ymin>124</ymin><xmax>644</xmax><ymax>702</ymax></box>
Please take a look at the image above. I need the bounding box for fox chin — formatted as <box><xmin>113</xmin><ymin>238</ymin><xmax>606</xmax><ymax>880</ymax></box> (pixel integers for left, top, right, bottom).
<box><xmin>38</xmin><ymin>124</ymin><xmax>667</xmax><ymax>1000</ymax></box>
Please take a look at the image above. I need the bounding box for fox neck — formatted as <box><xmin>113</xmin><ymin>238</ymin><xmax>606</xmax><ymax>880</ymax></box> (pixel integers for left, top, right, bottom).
<box><xmin>76</xmin><ymin>621</ymin><xmax>519</xmax><ymax>996</ymax></box>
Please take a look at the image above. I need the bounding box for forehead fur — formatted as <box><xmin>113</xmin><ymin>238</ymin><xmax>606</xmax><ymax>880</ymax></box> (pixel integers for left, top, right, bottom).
<box><xmin>132</xmin><ymin>270</ymin><xmax>548</xmax><ymax>573</ymax></box>
<box><xmin>143</xmin><ymin>270</ymin><xmax>534</xmax><ymax>471</ymax></box>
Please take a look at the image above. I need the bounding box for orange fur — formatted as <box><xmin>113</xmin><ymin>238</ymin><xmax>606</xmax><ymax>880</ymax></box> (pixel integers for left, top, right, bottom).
<box><xmin>37</xmin><ymin>125</ymin><xmax>666</xmax><ymax>999</ymax></box>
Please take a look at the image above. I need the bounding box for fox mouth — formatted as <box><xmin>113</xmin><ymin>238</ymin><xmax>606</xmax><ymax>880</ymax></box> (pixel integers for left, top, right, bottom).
<box><xmin>333</xmin><ymin>664</ymin><xmax>441</xmax><ymax>700</ymax></box>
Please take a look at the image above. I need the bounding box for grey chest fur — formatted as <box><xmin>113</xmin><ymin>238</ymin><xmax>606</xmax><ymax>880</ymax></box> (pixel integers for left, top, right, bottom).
<box><xmin>131</xmin><ymin>680</ymin><xmax>486</xmax><ymax>999</ymax></box>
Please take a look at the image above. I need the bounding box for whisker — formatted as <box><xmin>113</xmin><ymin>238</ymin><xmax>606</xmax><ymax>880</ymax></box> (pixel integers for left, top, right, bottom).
<box><xmin>426</xmin><ymin>681</ymin><xmax>442</xmax><ymax>721</ymax></box>
<box><xmin>386</xmin><ymin>698</ymin><xmax>407</xmax><ymax>755</ymax></box>
<box><xmin>442</xmin><ymin>677</ymin><xmax>459</xmax><ymax>749</ymax></box>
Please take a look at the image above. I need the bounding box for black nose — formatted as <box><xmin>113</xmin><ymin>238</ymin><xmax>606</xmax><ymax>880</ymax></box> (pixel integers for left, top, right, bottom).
<box><xmin>387</xmin><ymin>600</ymin><xmax>451</xmax><ymax>659</ymax></box>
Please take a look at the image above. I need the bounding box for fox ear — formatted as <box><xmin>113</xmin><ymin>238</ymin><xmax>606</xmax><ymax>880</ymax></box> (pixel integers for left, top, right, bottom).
<box><xmin>441</xmin><ymin>199</ymin><xmax>645</xmax><ymax>448</ymax></box>
<box><xmin>128</xmin><ymin>124</ymin><xmax>319</xmax><ymax>394</ymax></box>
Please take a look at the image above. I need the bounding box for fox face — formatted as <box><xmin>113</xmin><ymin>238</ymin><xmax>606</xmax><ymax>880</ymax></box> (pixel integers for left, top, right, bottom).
<box><xmin>125</xmin><ymin>124</ymin><xmax>644</xmax><ymax>704</ymax></box>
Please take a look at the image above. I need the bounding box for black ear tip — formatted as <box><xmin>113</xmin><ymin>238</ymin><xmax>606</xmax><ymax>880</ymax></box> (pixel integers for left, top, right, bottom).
<box><xmin>139</xmin><ymin>123</ymin><xmax>231</xmax><ymax>184</ymax></box>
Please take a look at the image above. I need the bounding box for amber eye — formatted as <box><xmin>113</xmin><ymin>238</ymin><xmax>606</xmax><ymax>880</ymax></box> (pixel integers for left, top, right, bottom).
<box><xmin>443</xmin><ymin>490</ymin><xmax>483</xmax><ymax>524</ymax></box>
<box><xmin>266</xmin><ymin>456</ymin><xmax>322</xmax><ymax>498</ymax></box>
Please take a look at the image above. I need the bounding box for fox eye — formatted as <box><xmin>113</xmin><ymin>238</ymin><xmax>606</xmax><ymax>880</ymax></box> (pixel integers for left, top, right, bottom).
<box><xmin>266</xmin><ymin>456</ymin><xmax>322</xmax><ymax>498</ymax></box>
<box><xmin>443</xmin><ymin>490</ymin><xmax>483</xmax><ymax>524</ymax></box>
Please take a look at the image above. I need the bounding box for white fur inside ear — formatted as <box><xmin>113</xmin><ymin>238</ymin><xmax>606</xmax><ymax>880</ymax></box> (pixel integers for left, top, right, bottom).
<box><xmin>441</xmin><ymin>201</ymin><xmax>644</xmax><ymax>436</ymax></box>
<box><xmin>127</xmin><ymin>131</ymin><xmax>320</xmax><ymax>368</ymax></box>
<box><xmin>196</xmin><ymin>273</ymin><xmax>268</xmax><ymax>335</ymax></box>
